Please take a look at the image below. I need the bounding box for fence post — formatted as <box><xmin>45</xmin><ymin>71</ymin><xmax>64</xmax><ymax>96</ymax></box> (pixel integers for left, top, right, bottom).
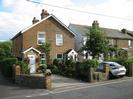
<box><xmin>44</xmin><ymin>69</ymin><xmax>52</xmax><ymax>90</ymax></box>
<box><xmin>88</xmin><ymin>67</ymin><xmax>94</xmax><ymax>82</ymax></box>
<box><xmin>103</xmin><ymin>64</ymin><xmax>109</xmax><ymax>80</ymax></box>
<box><xmin>12</xmin><ymin>64</ymin><xmax>16</xmax><ymax>81</ymax></box>
<box><xmin>128</xmin><ymin>63</ymin><xmax>133</xmax><ymax>77</ymax></box>
<box><xmin>15</xmin><ymin>65</ymin><xmax>21</xmax><ymax>76</ymax></box>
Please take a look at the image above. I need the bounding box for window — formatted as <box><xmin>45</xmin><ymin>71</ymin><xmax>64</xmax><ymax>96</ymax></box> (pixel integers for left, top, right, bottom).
<box><xmin>40</xmin><ymin>53</ymin><xmax>46</xmax><ymax>64</ymax></box>
<box><xmin>108</xmin><ymin>39</ymin><xmax>113</xmax><ymax>46</ymax></box>
<box><xmin>56</xmin><ymin>54</ymin><xmax>63</xmax><ymax>59</ymax></box>
<box><xmin>37</xmin><ymin>32</ymin><xmax>45</xmax><ymax>45</ymax></box>
<box><xmin>128</xmin><ymin>40</ymin><xmax>132</xmax><ymax>48</ymax></box>
<box><xmin>83</xmin><ymin>36</ymin><xmax>87</xmax><ymax>45</ymax></box>
<box><xmin>56</xmin><ymin>34</ymin><xmax>63</xmax><ymax>46</ymax></box>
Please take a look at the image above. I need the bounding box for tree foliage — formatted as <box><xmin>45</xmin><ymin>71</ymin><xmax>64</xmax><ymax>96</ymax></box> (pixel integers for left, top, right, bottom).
<box><xmin>0</xmin><ymin>41</ymin><xmax>13</xmax><ymax>60</ymax></box>
<box><xmin>37</xmin><ymin>42</ymin><xmax>51</xmax><ymax>64</ymax></box>
<box><xmin>83</xmin><ymin>21</ymin><xmax>109</xmax><ymax>59</ymax></box>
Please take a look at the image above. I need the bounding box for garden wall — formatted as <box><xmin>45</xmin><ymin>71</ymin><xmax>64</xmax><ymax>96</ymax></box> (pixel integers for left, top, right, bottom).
<box><xmin>15</xmin><ymin>74</ymin><xmax>45</xmax><ymax>88</ymax></box>
<box><xmin>13</xmin><ymin>65</ymin><xmax>52</xmax><ymax>89</ymax></box>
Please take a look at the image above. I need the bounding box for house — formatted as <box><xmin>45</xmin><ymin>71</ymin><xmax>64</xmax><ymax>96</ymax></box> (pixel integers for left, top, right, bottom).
<box><xmin>11</xmin><ymin>9</ymin><xmax>77</xmax><ymax>73</ymax></box>
<box><xmin>69</xmin><ymin>21</ymin><xmax>133</xmax><ymax>59</ymax></box>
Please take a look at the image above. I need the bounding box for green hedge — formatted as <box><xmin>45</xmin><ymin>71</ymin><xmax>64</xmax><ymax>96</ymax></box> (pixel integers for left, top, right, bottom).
<box><xmin>0</xmin><ymin>58</ymin><xmax>17</xmax><ymax>77</ymax></box>
<box><xmin>51</xmin><ymin>59</ymin><xmax>99</xmax><ymax>79</ymax></box>
<box><xmin>16</xmin><ymin>61</ymin><xmax>30</xmax><ymax>74</ymax></box>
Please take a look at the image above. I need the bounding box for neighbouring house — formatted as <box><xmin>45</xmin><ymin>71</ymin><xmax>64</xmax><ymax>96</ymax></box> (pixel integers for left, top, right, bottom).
<box><xmin>69</xmin><ymin>21</ymin><xmax>133</xmax><ymax>60</ymax></box>
<box><xmin>11</xmin><ymin>9</ymin><xmax>77</xmax><ymax>73</ymax></box>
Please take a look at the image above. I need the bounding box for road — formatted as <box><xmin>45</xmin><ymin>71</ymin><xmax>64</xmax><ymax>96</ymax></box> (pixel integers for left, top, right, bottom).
<box><xmin>1</xmin><ymin>77</ymin><xmax>133</xmax><ymax>99</ymax></box>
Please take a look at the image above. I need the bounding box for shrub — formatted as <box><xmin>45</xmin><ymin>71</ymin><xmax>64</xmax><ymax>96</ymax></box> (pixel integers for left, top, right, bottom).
<box><xmin>51</xmin><ymin>65</ymin><xmax>59</xmax><ymax>74</ymax></box>
<box><xmin>0</xmin><ymin>58</ymin><xmax>17</xmax><ymax>77</ymax></box>
<box><xmin>16</xmin><ymin>61</ymin><xmax>30</xmax><ymax>74</ymax></box>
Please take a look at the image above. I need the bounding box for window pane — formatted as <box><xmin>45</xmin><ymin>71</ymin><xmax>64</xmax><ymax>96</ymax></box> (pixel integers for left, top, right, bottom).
<box><xmin>39</xmin><ymin>34</ymin><xmax>44</xmax><ymax>38</ymax></box>
<box><xmin>37</xmin><ymin>32</ymin><xmax>45</xmax><ymax>45</ymax></box>
<box><xmin>57</xmin><ymin>54</ymin><xmax>63</xmax><ymax>59</ymax></box>
<box><xmin>56</xmin><ymin>34</ymin><xmax>63</xmax><ymax>46</ymax></box>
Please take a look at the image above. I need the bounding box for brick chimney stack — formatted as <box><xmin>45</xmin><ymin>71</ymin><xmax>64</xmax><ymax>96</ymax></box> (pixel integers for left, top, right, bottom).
<box><xmin>92</xmin><ymin>20</ymin><xmax>99</xmax><ymax>29</ymax></box>
<box><xmin>41</xmin><ymin>9</ymin><xmax>49</xmax><ymax>19</ymax></box>
<box><xmin>32</xmin><ymin>17</ymin><xmax>39</xmax><ymax>24</ymax></box>
<box><xmin>121</xmin><ymin>28</ymin><xmax>127</xmax><ymax>34</ymax></box>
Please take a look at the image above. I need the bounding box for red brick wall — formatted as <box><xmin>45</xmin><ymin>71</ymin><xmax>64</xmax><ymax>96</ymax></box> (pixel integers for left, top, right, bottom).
<box><xmin>22</xmin><ymin>17</ymin><xmax>74</xmax><ymax>60</ymax></box>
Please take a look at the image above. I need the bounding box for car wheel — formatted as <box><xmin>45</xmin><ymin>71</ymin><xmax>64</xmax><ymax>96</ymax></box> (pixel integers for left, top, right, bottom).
<box><xmin>119</xmin><ymin>75</ymin><xmax>125</xmax><ymax>78</ymax></box>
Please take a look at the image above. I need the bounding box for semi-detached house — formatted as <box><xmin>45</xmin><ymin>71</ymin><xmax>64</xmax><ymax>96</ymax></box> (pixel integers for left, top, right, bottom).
<box><xmin>11</xmin><ymin>9</ymin><xmax>78</xmax><ymax>73</ymax></box>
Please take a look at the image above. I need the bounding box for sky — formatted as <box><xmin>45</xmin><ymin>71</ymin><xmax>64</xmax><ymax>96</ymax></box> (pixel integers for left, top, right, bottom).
<box><xmin>0</xmin><ymin>0</ymin><xmax>133</xmax><ymax>41</ymax></box>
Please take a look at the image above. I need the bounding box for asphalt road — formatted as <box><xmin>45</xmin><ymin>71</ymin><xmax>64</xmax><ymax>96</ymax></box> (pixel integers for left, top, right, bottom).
<box><xmin>1</xmin><ymin>77</ymin><xmax>133</xmax><ymax>99</ymax></box>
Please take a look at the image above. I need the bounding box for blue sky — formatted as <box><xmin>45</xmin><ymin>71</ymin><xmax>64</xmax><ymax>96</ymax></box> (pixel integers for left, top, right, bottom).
<box><xmin>0</xmin><ymin>0</ymin><xmax>133</xmax><ymax>41</ymax></box>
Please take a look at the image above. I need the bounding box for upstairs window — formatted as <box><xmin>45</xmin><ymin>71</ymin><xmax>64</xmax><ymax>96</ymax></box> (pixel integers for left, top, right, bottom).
<box><xmin>37</xmin><ymin>32</ymin><xmax>45</xmax><ymax>45</ymax></box>
<box><xmin>56</xmin><ymin>34</ymin><xmax>63</xmax><ymax>46</ymax></box>
<box><xmin>128</xmin><ymin>40</ymin><xmax>132</xmax><ymax>48</ymax></box>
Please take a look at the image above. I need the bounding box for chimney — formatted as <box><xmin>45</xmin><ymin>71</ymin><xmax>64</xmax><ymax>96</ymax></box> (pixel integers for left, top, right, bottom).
<box><xmin>92</xmin><ymin>20</ymin><xmax>99</xmax><ymax>29</ymax></box>
<box><xmin>32</xmin><ymin>17</ymin><xmax>39</xmax><ymax>24</ymax></box>
<box><xmin>41</xmin><ymin>9</ymin><xmax>49</xmax><ymax>19</ymax></box>
<box><xmin>121</xmin><ymin>28</ymin><xmax>127</xmax><ymax>34</ymax></box>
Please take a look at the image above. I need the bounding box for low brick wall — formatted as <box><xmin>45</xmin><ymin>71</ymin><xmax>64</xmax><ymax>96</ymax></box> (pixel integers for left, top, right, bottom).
<box><xmin>13</xmin><ymin>65</ymin><xmax>52</xmax><ymax>89</ymax></box>
<box><xmin>15</xmin><ymin>74</ymin><xmax>46</xmax><ymax>88</ymax></box>
<box><xmin>87</xmin><ymin>64</ymin><xmax>109</xmax><ymax>82</ymax></box>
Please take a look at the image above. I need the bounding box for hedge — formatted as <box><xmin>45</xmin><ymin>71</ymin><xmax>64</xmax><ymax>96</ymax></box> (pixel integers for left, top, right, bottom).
<box><xmin>51</xmin><ymin>59</ymin><xmax>99</xmax><ymax>79</ymax></box>
<box><xmin>0</xmin><ymin>58</ymin><xmax>17</xmax><ymax>77</ymax></box>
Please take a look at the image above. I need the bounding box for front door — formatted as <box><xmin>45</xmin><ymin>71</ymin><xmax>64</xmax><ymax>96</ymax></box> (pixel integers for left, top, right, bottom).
<box><xmin>28</xmin><ymin>55</ymin><xmax>36</xmax><ymax>73</ymax></box>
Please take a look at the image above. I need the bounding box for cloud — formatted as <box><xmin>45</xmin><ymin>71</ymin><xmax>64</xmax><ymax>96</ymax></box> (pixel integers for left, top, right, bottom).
<box><xmin>0</xmin><ymin>0</ymin><xmax>133</xmax><ymax>40</ymax></box>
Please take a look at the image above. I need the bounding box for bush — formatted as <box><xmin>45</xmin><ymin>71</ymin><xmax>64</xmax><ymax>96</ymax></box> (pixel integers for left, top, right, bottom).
<box><xmin>52</xmin><ymin>59</ymin><xmax>99</xmax><ymax>78</ymax></box>
<box><xmin>16</xmin><ymin>61</ymin><xmax>30</xmax><ymax>74</ymax></box>
<box><xmin>75</xmin><ymin>59</ymin><xmax>99</xmax><ymax>80</ymax></box>
<box><xmin>51</xmin><ymin>65</ymin><xmax>59</xmax><ymax>74</ymax></box>
<box><xmin>0</xmin><ymin>58</ymin><xmax>17</xmax><ymax>77</ymax></box>
<box><xmin>108</xmin><ymin>58</ymin><xmax>133</xmax><ymax>76</ymax></box>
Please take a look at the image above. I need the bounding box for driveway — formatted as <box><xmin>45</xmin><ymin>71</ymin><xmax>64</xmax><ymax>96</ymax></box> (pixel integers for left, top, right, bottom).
<box><xmin>52</xmin><ymin>74</ymin><xmax>88</xmax><ymax>91</ymax></box>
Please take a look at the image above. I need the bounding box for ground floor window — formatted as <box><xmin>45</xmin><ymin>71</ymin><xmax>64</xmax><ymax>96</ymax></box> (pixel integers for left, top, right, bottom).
<box><xmin>40</xmin><ymin>53</ymin><xmax>46</xmax><ymax>64</ymax></box>
<box><xmin>56</xmin><ymin>54</ymin><xmax>63</xmax><ymax>59</ymax></box>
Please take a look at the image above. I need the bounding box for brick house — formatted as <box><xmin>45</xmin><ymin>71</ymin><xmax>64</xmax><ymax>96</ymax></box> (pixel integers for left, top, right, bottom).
<box><xmin>69</xmin><ymin>21</ymin><xmax>133</xmax><ymax>59</ymax></box>
<box><xmin>11</xmin><ymin>9</ymin><xmax>77</xmax><ymax>73</ymax></box>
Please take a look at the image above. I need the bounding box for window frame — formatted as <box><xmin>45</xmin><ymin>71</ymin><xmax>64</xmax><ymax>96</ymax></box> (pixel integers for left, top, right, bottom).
<box><xmin>37</xmin><ymin>32</ymin><xmax>46</xmax><ymax>45</ymax></box>
<box><xmin>56</xmin><ymin>54</ymin><xmax>63</xmax><ymax>59</ymax></box>
<box><xmin>128</xmin><ymin>40</ymin><xmax>132</xmax><ymax>48</ymax></box>
<box><xmin>56</xmin><ymin>34</ymin><xmax>63</xmax><ymax>46</ymax></box>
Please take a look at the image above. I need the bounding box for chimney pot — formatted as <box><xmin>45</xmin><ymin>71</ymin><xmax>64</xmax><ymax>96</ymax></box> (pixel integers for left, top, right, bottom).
<box><xmin>92</xmin><ymin>20</ymin><xmax>99</xmax><ymax>28</ymax></box>
<box><xmin>32</xmin><ymin>17</ymin><xmax>39</xmax><ymax>24</ymax></box>
<box><xmin>121</xmin><ymin>28</ymin><xmax>127</xmax><ymax>34</ymax></box>
<box><xmin>41</xmin><ymin>9</ymin><xmax>49</xmax><ymax>19</ymax></box>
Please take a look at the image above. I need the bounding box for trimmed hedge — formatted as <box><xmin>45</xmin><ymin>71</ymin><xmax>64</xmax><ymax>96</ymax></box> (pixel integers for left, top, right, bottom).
<box><xmin>51</xmin><ymin>59</ymin><xmax>99</xmax><ymax>79</ymax></box>
<box><xmin>0</xmin><ymin>58</ymin><xmax>17</xmax><ymax>77</ymax></box>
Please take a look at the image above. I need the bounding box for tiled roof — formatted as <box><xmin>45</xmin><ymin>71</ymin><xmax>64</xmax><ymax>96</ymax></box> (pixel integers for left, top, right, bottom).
<box><xmin>69</xmin><ymin>24</ymin><xmax>133</xmax><ymax>40</ymax></box>
<box><xmin>11</xmin><ymin>14</ymin><xmax>75</xmax><ymax>40</ymax></box>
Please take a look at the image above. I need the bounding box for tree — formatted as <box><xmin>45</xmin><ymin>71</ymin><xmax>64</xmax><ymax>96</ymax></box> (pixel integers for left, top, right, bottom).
<box><xmin>0</xmin><ymin>41</ymin><xmax>12</xmax><ymax>60</ymax></box>
<box><xmin>83</xmin><ymin>20</ymin><xmax>109</xmax><ymax>59</ymax></box>
<box><xmin>37</xmin><ymin>42</ymin><xmax>51</xmax><ymax>65</ymax></box>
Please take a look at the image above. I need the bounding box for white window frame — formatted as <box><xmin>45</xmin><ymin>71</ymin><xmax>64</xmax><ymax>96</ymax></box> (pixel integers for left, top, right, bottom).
<box><xmin>37</xmin><ymin>32</ymin><xmax>46</xmax><ymax>45</ymax></box>
<box><xmin>56</xmin><ymin>34</ymin><xmax>63</xmax><ymax>46</ymax></box>
<box><xmin>128</xmin><ymin>40</ymin><xmax>132</xmax><ymax>48</ymax></box>
<box><xmin>56</xmin><ymin>54</ymin><xmax>63</xmax><ymax>59</ymax></box>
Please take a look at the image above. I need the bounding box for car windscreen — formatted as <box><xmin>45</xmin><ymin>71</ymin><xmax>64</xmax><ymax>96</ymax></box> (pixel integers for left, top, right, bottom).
<box><xmin>110</xmin><ymin>63</ymin><xmax>121</xmax><ymax>67</ymax></box>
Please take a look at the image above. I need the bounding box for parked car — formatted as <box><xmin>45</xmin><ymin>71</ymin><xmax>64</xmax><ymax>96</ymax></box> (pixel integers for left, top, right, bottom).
<box><xmin>97</xmin><ymin>61</ymin><xmax>126</xmax><ymax>77</ymax></box>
